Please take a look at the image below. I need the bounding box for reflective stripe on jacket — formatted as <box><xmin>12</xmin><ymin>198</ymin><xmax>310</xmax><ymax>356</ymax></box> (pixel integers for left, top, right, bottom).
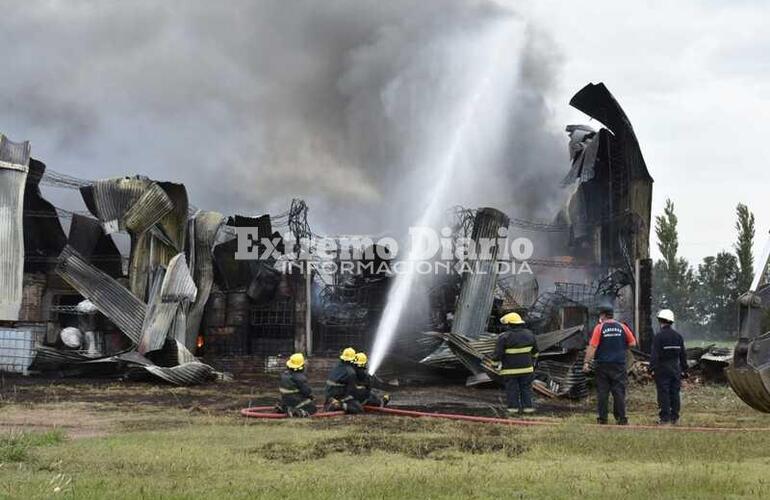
<box><xmin>279</xmin><ymin>370</ymin><xmax>313</xmax><ymax>406</ymax></box>
<box><xmin>325</xmin><ymin>361</ymin><xmax>356</xmax><ymax>400</ymax></box>
<box><xmin>491</xmin><ymin>326</ymin><xmax>538</xmax><ymax>377</ymax></box>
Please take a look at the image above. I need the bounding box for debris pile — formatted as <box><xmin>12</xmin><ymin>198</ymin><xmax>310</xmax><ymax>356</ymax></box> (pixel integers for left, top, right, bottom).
<box><xmin>0</xmin><ymin>82</ymin><xmax>659</xmax><ymax>396</ymax></box>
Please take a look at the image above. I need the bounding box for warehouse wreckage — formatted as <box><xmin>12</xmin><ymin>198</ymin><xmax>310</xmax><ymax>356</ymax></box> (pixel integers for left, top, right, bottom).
<box><xmin>0</xmin><ymin>83</ymin><xmax>655</xmax><ymax>396</ymax></box>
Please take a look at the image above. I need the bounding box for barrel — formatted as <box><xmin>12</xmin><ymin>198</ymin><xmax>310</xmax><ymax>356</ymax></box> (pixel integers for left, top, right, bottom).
<box><xmin>205</xmin><ymin>291</ymin><xmax>227</xmax><ymax>327</ymax></box>
<box><xmin>226</xmin><ymin>291</ymin><xmax>250</xmax><ymax>326</ymax></box>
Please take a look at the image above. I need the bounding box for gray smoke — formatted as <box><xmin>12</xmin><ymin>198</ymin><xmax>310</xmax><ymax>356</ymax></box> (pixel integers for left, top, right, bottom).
<box><xmin>0</xmin><ymin>1</ymin><xmax>567</xmax><ymax>235</ymax></box>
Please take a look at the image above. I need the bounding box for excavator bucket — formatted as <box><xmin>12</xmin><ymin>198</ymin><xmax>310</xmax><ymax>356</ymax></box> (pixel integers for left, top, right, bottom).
<box><xmin>727</xmin><ymin>332</ymin><xmax>770</xmax><ymax>413</ymax></box>
<box><xmin>726</xmin><ymin>241</ymin><xmax>770</xmax><ymax>413</ymax></box>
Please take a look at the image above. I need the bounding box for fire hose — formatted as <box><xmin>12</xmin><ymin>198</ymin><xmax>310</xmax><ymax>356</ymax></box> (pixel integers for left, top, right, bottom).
<box><xmin>241</xmin><ymin>404</ymin><xmax>770</xmax><ymax>432</ymax></box>
<box><xmin>240</xmin><ymin>406</ymin><xmax>344</xmax><ymax>419</ymax></box>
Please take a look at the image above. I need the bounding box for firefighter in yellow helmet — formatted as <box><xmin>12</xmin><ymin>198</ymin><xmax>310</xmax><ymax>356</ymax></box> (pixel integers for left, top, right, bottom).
<box><xmin>278</xmin><ymin>353</ymin><xmax>317</xmax><ymax>417</ymax></box>
<box><xmin>490</xmin><ymin>312</ymin><xmax>538</xmax><ymax>416</ymax></box>
<box><xmin>324</xmin><ymin>347</ymin><xmax>363</xmax><ymax>413</ymax></box>
<box><xmin>351</xmin><ymin>352</ymin><xmax>390</xmax><ymax>407</ymax></box>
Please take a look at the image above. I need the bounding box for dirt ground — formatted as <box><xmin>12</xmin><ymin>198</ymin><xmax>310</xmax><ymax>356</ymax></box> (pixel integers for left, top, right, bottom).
<box><xmin>0</xmin><ymin>369</ymin><xmax>763</xmax><ymax>440</ymax></box>
<box><xmin>0</xmin><ymin>370</ymin><xmax>589</xmax><ymax>438</ymax></box>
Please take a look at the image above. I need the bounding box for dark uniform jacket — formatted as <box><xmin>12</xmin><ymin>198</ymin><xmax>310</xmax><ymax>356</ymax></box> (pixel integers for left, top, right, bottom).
<box><xmin>491</xmin><ymin>325</ymin><xmax>538</xmax><ymax>376</ymax></box>
<box><xmin>352</xmin><ymin>367</ymin><xmax>372</xmax><ymax>402</ymax></box>
<box><xmin>590</xmin><ymin>320</ymin><xmax>636</xmax><ymax>365</ymax></box>
<box><xmin>279</xmin><ymin>369</ymin><xmax>313</xmax><ymax>407</ymax></box>
<box><xmin>650</xmin><ymin>325</ymin><xmax>687</xmax><ymax>376</ymax></box>
<box><xmin>325</xmin><ymin>361</ymin><xmax>356</xmax><ymax>401</ymax></box>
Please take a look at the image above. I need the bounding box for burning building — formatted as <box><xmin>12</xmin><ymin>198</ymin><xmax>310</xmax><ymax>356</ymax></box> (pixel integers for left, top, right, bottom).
<box><xmin>0</xmin><ymin>82</ymin><xmax>653</xmax><ymax>392</ymax></box>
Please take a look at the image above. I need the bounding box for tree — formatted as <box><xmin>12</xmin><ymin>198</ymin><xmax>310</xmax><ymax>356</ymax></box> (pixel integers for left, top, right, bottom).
<box><xmin>735</xmin><ymin>203</ymin><xmax>755</xmax><ymax>292</ymax></box>
<box><xmin>653</xmin><ymin>199</ymin><xmax>695</xmax><ymax>323</ymax></box>
<box><xmin>694</xmin><ymin>252</ymin><xmax>739</xmax><ymax>336</ymax></box>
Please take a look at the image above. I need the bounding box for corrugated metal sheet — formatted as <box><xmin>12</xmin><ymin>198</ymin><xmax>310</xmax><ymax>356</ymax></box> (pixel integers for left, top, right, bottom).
<box><xmin>185</xmin><ymin>211</ymin><xmax>225</xmax><ymax>349</ymax></box>
<box><xmin>450</xmin><ymin>207</ymin><xmax>509</xmax><ymax>340</ymax></box>
<box><xmin>126</xmin><ymin>182</ymin><xmax>188</xmax><ymax>301</ymax></box>
<box><xmin>0</xmin><ymin>134</ymin><xmax>31</xmax><ymax>166</ymax></box>
<box><xmin>56</xmin><ymin>245</ymin><xmax>147</xmax><ymax>343</ymax></box>
<box><xmin>138</xmin><ymin>269</ymin><xmax>173</xmax><ymax>354</ymax></box>
<box><xmin>160</xmin><ymin>253</ymin><xmax>197</xmax><ymax>302</ymax></box>
<box><xmin>86</xmin><ymin>177</ymin><xmax>150</xmax><ymax>233</ymax></box>
<box><xmin>143</xmin><ymin>361</ymin><xmax>217</xmax><ymax>385</ymax></box>
<box><xmin>137</xmin><ymin>255</ymin><xmax>197</xmax><ymax>354</ymax></box>
<box><xmin>123</xmin><ymin>182</ymin><xmax>174</xmax><ymax>235</ymax></box>
<box><xmin>0</xmin><ymin>134</ymin><xmax>30</xmax><ymax>320</ymax></box>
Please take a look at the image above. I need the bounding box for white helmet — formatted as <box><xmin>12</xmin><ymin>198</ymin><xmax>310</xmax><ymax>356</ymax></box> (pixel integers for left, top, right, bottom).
<box><xmin>657</xmin><ymin>309</ymin><xmax>675</xmax><ymax>323</ymax></box>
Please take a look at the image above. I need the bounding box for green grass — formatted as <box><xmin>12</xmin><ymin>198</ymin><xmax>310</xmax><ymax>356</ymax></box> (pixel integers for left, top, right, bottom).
<box><xmin>1</xmin><ymin>385</ymin><xmax>770</xmax><ymax>498</ymax></box>
<box><xmin>0</xmin><ymin>430</ymin><xmax>65</xmax><ymax>463</ymax></box>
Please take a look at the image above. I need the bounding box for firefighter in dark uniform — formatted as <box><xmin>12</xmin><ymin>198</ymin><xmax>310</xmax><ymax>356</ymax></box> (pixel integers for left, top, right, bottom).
<box><xmin>351</xmin><ymin>352</ymin><xmax>390</xmax><ymax>407</ymax></box>
<box><xmin>583</xmin><ymin>306</ymin><xmax>637</xmax><ymax>425</ymax></box>
<box><xmin>650</xmin><ymin>309</ymin><xmax>688</xmax><ymax>425</ymax></box>
<box><xmin>324</xmin><ymin>347</ymin><xmax>363</xmax><ymax>414</ymax></box>
<box><xmin>278</xmin><ymin>353</ymin><xmax>317</xmax><ymax>417</ymax></box>
<box><xmin>490</xmin><ymin>312</ymin><xmax>538</xmax><ymax>416</ymax></box>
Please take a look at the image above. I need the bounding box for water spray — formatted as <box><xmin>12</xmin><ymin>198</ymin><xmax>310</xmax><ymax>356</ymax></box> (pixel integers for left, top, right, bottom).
<box><xmin>368</xmin><ymin>19</ymin><xmax>524</xmax><ymax>375</ymax></box>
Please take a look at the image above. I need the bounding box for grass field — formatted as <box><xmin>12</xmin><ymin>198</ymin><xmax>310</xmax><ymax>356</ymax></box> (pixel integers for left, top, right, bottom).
<box><xmin>2</xmin><ymin>380</ymin><xmax>770</xmax><ymax>499</ymax></box>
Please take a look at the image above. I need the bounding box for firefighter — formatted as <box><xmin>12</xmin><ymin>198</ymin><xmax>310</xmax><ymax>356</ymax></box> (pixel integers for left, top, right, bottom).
<box><xmin>351</xmin><ymin>352</ymin><xmax>390</xmax><ymax>407</ymax></box>
<box><xmin>324</xmin><ymin>347</ymin><xmax>363</xmax><ymax>414</ymax></box>
<box><xmin>490</xmin><ymin>312</ymin><xmax>538</xmax><ymax>416</ymax></box>
<box><xmin>582</xmin><ymin>306</ymin><xmax>637</xmax><ymax>425</ymax></box>
<box><xmin>650</xmin><ymin>309</ymin><xmax>688</xmax><ymax>425</ymax></box>
<box><xmin>278</xmin><ymin>353</ymin><xmax>317</xmax><ymax>417</ymax></box>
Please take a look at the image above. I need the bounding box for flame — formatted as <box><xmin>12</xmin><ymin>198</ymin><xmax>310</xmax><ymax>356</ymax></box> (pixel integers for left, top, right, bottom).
<box><xmin>196</xmin><ymin>334</ymin><xmax>204</xmax><ymax>349</ymax></box>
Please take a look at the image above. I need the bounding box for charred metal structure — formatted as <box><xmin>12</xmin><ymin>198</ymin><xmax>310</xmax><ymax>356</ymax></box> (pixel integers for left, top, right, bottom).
<box><xmin>0</xmin><ymin>82</ymin><xmax>654</xmax><ymax>393</ymax></box>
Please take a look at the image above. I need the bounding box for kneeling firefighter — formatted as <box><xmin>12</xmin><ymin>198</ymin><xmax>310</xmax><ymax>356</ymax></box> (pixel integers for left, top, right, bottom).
<box><xmin>490</xmin><ymin>312</ymin><xmax>538</xmax><ymax>415</ymax></box>
<box><xmin>324</xmin><ymin>347</ymin><xmax>363</xmax><ymax>414</ymax></box>
<box><xmin>351</xmin><ymin>352</ymin><xmax>390</xmax><ymax>407</ymax></box>
<box><xmin>278</xmin><ymin>353</ymin><xmax>317</xmax><ymax>417</ymax></box>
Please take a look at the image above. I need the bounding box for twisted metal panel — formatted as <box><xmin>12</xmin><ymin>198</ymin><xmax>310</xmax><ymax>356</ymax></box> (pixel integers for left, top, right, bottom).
<box><xmin>56</xmin><ymin>245</ymin><xmax>146</xmax><ymax>343</ymax></box>
<box><xmin>0</xmin><ymin>135</ymin><xmax>30</xmax><ymax>320</ymax></box>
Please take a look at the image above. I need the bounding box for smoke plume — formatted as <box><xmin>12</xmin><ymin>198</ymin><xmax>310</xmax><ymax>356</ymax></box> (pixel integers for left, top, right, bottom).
<box><xmin>0</xmin><ymin>1</ymin><xmax>566</xmax><ymax>234</ymax></box>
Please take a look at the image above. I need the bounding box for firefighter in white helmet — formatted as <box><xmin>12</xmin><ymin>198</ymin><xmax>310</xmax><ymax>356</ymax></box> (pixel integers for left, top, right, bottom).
<box><xmin>650</xmin><ymin>309</ymin><xmax>688</xmax><ymax>425</ymax></box>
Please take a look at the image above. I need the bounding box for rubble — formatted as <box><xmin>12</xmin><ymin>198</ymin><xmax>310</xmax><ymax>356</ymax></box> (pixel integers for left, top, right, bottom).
<box><xmin>0</xmin><ymin>82</ymin><xmax>657</xmax><ymax>394</ymax></box>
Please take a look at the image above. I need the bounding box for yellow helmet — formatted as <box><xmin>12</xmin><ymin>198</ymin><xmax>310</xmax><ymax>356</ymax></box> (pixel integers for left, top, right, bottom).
<box><xmin>286</xmin><ymin>353</ymin><xmax>305</xmax><ymax>370</ymax></box>
<box><xmin>340</xmin><ymin>347</ymin><xmax>357</xmax><ymax>362</ymax></box>
<box><xmin>354</xmin><ymin>352</ymin><xmax>368</xmax><ymax>367</ymax></box>
<box><xmin>500</xmin><ymin>312</ymin><xmax>525</xmax><ymax>325</ymax></box>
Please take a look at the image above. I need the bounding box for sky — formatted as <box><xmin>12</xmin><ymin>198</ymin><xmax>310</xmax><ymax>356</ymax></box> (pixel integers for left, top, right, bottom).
<box><xmin>1</xmin><ymin>0</ymin><xmax>768</xmax><ymax>268</ymax></box>
<box><xmin>514</xmin><ymin>0</ymin><xmax>770</xmax><ymax>266</ymax></box>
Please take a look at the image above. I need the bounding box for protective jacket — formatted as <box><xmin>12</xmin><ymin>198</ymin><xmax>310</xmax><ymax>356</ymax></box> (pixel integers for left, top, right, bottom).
<box><xmin>590</xmin><ymin>320</ymin><xmax>636</xmax><ymax>365</ymax></box>
<box><xmin>325</xmin><ymin>361</ymin><xmax>356</xmax><ymax>401</ymax></box>
<box><xmin>650</xmin><ymin>325</ymin><xmax>687</xmax><ymax>375</ymax></box>
<box><xmin>352</xmin><ymin>367</ymin><xmax>372</xmax><ymax>402</ymax></box>
<box><xmin>279</xmin><ymin>369</ymin><xmax>313</xmax><ymax>408</ymax></box>
<box><xmin>491</xmin><ymin>325</ymin><xmax>538</xmax><ymax>376</ymax></box>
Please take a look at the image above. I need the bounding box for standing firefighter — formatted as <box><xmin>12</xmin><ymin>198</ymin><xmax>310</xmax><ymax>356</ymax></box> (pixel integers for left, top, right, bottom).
<box><xmin>278</xmin><ymin>353</ymin><xmax>317</xmax><ymax>417</ymax></box>
<box><xmin>351</xmin><ymin>352</ymin><xmax>390</xmax><ymax>407</ymax></box>
<box><xmin>650</xmin><ymin>309</ymin><xmax>688</xmax><ymax>425</ymax></box>
<box><xmin>583</xmin><ymin>306</ymin><xmax>637</xmax><ymax>425</ymax></box>
<box><xmin>324</xmin><ymin>347</ymin><xmax>363</xmax><ymax>414</ymax></box>
<box><xmin>491</xmin><ymin>312</ymin><xmax>538</xmax><ymax>416</ymax></box>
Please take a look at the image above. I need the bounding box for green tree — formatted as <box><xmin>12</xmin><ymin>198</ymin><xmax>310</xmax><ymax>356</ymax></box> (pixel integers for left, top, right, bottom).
<box><xmin>653</xmin><ymin>199</ymin><xmax>695</xmax><ymax>323</ymax></box>
<box><xmin>694</xmin><ymin>252</ymin><xmax>739</xmax><ymax>336</ymax></box>
<box><xmin>734</xmin><ymin>203</ymin><xmax>755</xmax><ymax>291</ymax></box>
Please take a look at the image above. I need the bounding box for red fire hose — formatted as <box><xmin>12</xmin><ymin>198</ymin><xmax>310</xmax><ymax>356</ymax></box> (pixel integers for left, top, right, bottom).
<box><xmin>240</xmin><ymin>406</ymin><xmax>345</xmax><ymax>419</ymax></box>
<box><xmin>364</xmin><ymin>405</ymin><xmax>552</xmax><ymax>427</ymax></box>
<box><xmin>364</xmin><ymin>406</ymin><xmax>770</xmax><ymax>432</ymax></box>
<box><xmin>241</xmin><ymin>405</ymin><xmax>769</xmax><ymax>432</ymax></box>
